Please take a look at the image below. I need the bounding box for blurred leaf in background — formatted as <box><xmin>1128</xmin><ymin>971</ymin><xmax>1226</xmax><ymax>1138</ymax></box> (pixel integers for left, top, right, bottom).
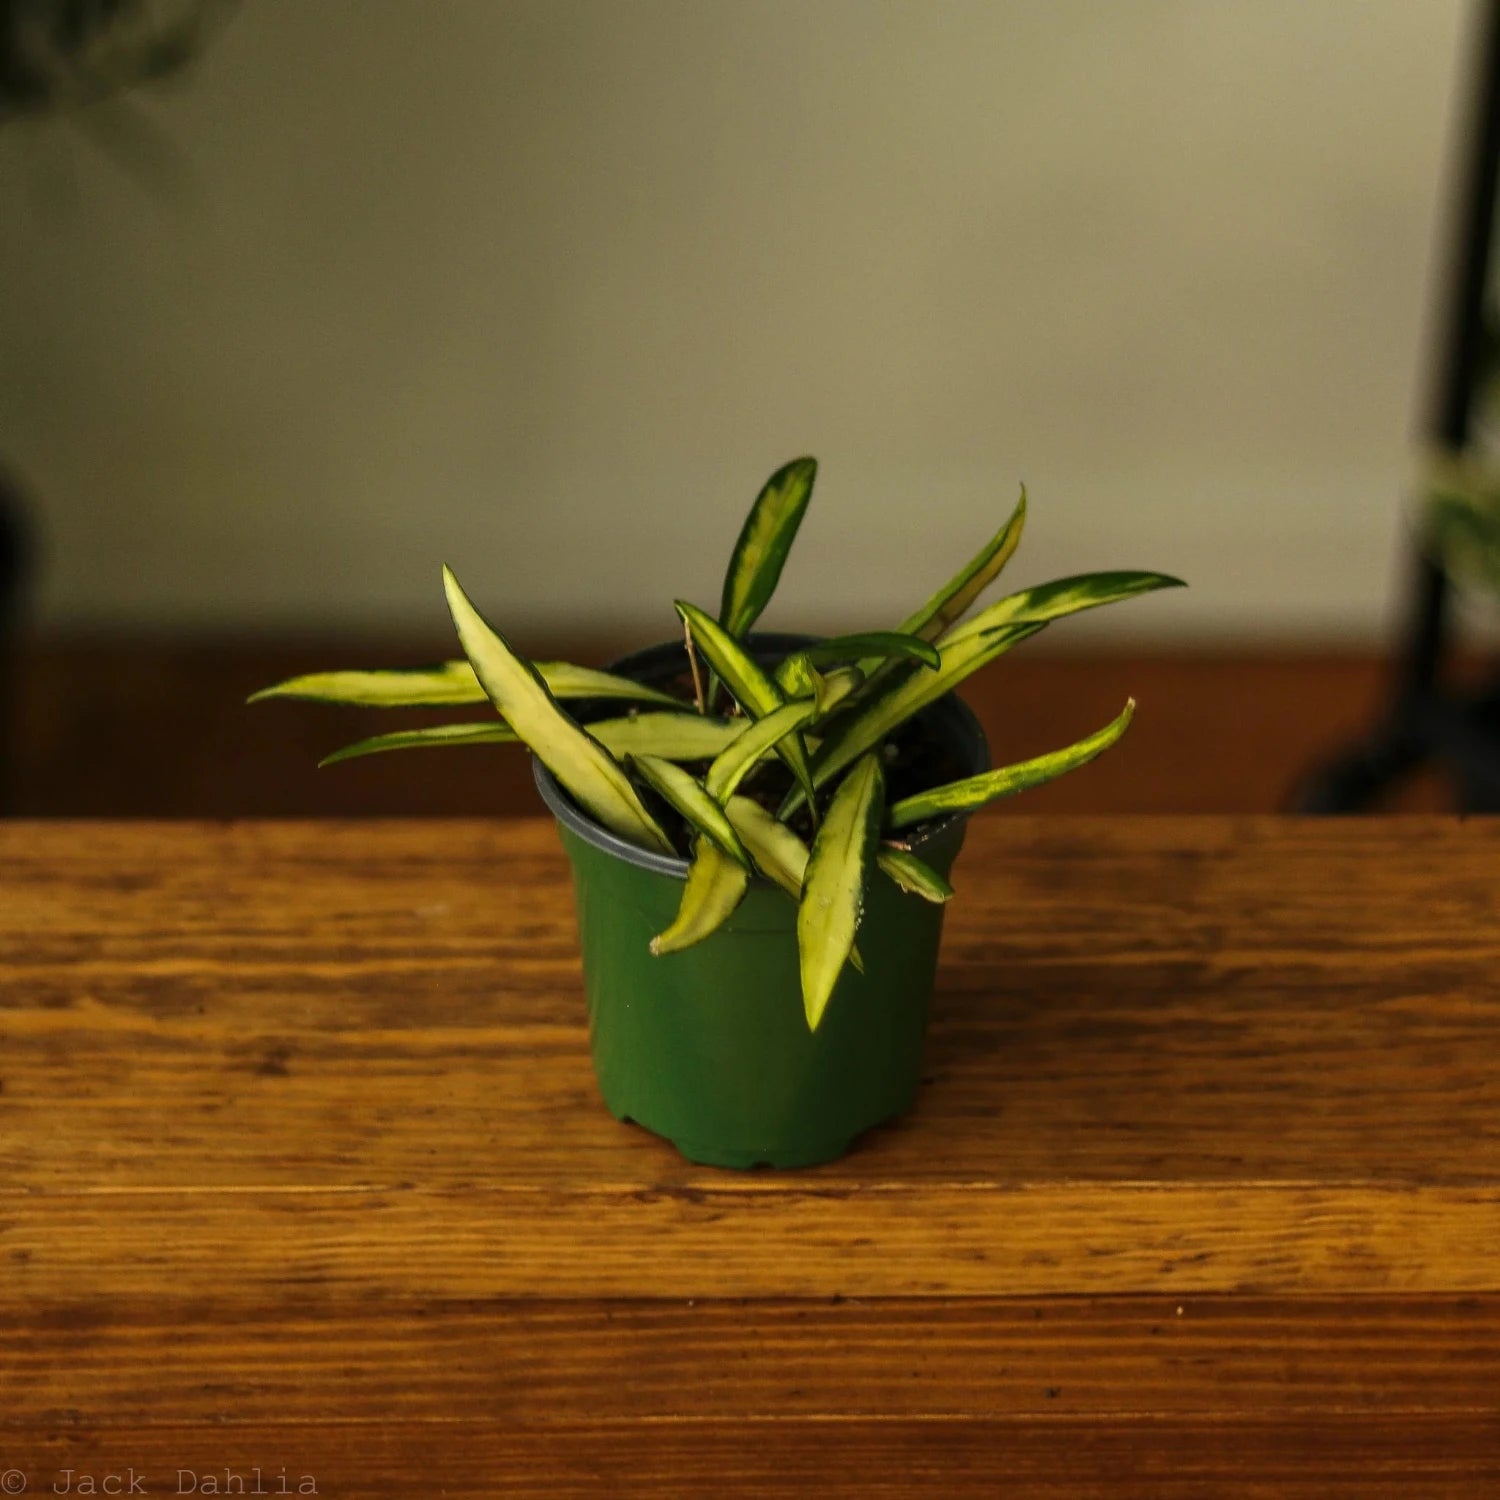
<box><xmin>1422</xmin><ymin>450</ymin><xmax>1500</xmax><ymax>600</ymax></box>
<box><xmin>0</xmin><ymin>0</ymin><xmax>230</xmax><ymax>121</ymax></box>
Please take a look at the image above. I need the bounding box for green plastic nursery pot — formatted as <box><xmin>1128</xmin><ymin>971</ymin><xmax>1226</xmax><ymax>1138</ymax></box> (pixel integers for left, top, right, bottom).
<box><xmin>533</xmin><ymin>635</ymin><xmax>989</xmax><ymax>1170</ymax></box>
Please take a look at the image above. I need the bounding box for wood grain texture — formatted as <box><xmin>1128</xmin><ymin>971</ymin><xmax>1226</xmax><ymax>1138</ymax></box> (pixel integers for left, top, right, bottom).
<box><xmin>1</xmin><ymin>817</ymin><xmax>1498</xmax><ymax>1494</ymax></box>
<box><xmin>6</xmin><ymin>1295</ymin><xmax>1500</xmax><ymax>1425</ymax></box>
<box><xmin>9</xmin><ymin>1414</ymin><xmax>1500</xmax><ymax>1500</ymax></box>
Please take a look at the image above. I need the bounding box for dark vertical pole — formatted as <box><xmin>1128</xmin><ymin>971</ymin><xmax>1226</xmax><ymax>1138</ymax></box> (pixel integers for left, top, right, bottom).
<box><xmin>1294</xmin><ymin>2</ymin><xmax>1500</xmax><ymax>810</ymax></box>
<box><xmin>0</xmin><ymin>473</ymin><xmax>28</xmax><ymax>816</ymax></box>
<box><xmin>1401</xmin><ymin>0</ymin><xmax>1500</xmax><ymax>703</ymax></box>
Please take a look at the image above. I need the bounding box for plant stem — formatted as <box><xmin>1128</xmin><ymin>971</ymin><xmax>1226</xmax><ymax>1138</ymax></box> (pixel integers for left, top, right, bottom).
<box><xmin>683</xmin><ymin>618</ymin><xmax>707</xmax><ymax>715</ymax></box>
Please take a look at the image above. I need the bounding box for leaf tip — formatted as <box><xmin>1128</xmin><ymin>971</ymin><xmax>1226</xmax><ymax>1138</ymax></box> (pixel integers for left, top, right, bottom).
<box><xmin>803</xmin><ymin>988</ymin><xmax>830</xmax><ymax>1033</ymax></box>
<box><xmin>440</xmin><ymin>563</ymin><xmax>468</xmax><ymax>615</ymax></box>
<box><xmin>316</xmin><ymin>740</ymin><xmax>365</xmax><ymax>768</ymax></box>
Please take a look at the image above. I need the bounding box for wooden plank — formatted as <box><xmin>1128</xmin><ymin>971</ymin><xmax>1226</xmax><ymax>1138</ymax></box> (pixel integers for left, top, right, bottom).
<box><xmin>0</xmin><ymin>819</ymin><xmax>1497</xmax><ymax>1303</ymax></box>
<box><xmin>2</xmin><ymin>818</ymin><xmax>1498</xmax><ymax>1494</ymax></box>
<box><xmin>5</xmin><ymin>1296</ymin><xmax>1500</xmax><ymax>1427</ymax></box>
<box><xmin>1</xmin><ymin>818</ymin><xmax>1497</xmax><ymax>1193</ymax></box>
<box><xmin>4</xmin><ymin>1182</ymin><xmax>1500</xmax><ymax>1304</ymax></box>
<box><xmin>1</xmin><ymin>1414</ymin><xmax>1497</xmax><ymax>1498</ymax></box>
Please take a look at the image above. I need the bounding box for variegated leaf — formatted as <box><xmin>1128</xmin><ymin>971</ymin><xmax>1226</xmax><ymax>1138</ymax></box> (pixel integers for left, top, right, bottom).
<box><xmin>318</xmin><ymin>712</ymin><xmax>745</xmax><ymax>769</ymax></box>
<box><xmin>249</xmin><ymin>660</ymin><xmax>485</xmax><ymax>708</ymax></box>
<box><xmin>704</xmin><ymin>698</ymin><xmax>817</xmax><ymax>802</ymax></box>
<box><xmin>718</xmin><ymin>456</ymin><xmax>817</xmax><ymax>639</ymax></box>
<box><xmin>249</xmin><ymin>659</ymin><xmax>680</xmax><ymax>710</ymax></box>
<box><xmin>676</xmin><ymin>600</ymin><xmax>818</xmax><ymax>811</ymax></box>
<box><xmin>801</xmin><ymin>632</ymin><xmax>940</xmax><ymax>671</ymax></box>
<box><xmin>876</xmin><ymin>847</ymin><xmax>953</xmax><ymax>903</ymax></box>
<box><xmin>629</xmin><ymin>754</ymin><xmax>751</xmax><ymax>865</ymax></box>
<box><xmin>940</xmin><ymin>570</ymin><xmax>1185</xmax><ymax>646</ymax></box>
<box><xmin>724</xmin><ymin>794</ymin><xmax>865</xmax><ymax>973</ymax></box>
<box><xmin>774</xmin><ymin>655</ymin><xmax>864</xmax><ymax>718</ymax></box>
<box><xmin>320</xmin><ymin>721</ymin><xmax>514</xmax><ymax>767</ymax></box>
<box><xmin>797</xmin><ymin>752</ymin><xmax>884</xmax><ymax>1031</ymax></box>
<box><xmin>590</xmin><ymin>713</ymin><xmax>746</xmax><ymax>761</ymax></box>
<box><xmin>538</xmin><ymin>662</ymin><xmax>683</xmax><ymax>707</ymax></box>
<box><xmin>887</xmin><ymin>699</ymin><xmax>1135</xmax><ymax>829</ymax></box>
<box><xmin>773</xmin><ymin>650</ymin><xmax>819</xmax><ymax>700</ymax></box>
<box><xmin>650</xmin><ymin>839</ymin><xmax>749</xmax><ymax>956</ymax></box>
<box><xmin>677</xmin><ymin>600</ymin><xmax>784</xmax><ymax>715</ymax></box>
<box><xmin>724</xmin><ymin>794</ymin><xmax>809</xmax><ymax>901</ymax></box>
<box><xmin>443</xmin><ymin>566</ymin><xmax>672</xmax><ymax>854</ymax></box>
<box><xmin>811</xmin><ymin>666</ymin><xmax>865</xmax><ymax>719</ymax></box>
<box><xmin>895</xmin><ymin>487</ymin><xmax>1028</xmax><ymax>643</ymax></box>
<box><xmin>781</xmin><ymin>620</ymin><xmax>1048</xmax><ymax>816</ymax></box>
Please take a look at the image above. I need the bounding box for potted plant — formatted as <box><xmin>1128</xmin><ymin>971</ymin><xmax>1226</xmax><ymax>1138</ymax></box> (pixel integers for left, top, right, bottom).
<box><xmin>254</xmin><ymin>458</ymin><xmax>1182</xmax><ymax>1167</ymax></box>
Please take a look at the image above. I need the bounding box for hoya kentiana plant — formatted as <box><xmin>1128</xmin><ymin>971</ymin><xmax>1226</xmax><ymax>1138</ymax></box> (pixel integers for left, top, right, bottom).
<box><xmin>254</xmin><ymin>458</ymin><xmax>1182</xmax><ymax>1030</ymax></box>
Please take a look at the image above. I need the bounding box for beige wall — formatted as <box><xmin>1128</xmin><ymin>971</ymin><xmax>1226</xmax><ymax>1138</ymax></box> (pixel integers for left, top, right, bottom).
<box><xmin>0</xmin><ymin>0</ymin><xmax>1472</xmax><ymax>641</ymax></box>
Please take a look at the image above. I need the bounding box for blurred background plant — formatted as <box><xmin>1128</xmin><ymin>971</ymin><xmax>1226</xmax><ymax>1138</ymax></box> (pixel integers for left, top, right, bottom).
<box><xmin>1</xmin><ymin>0</ymin><xmax>226</xmax><ymax>121</ymax></box>
<box><xmin>0</xmin><ymin>1</ymin><xmax>1491</xmax><ymax>819</ymax></box>
<box><xmin>1422</xmin><ymin>451</ymin><xmax>1500</xmax><ymax>598</ymax></box>
<box><xmin>0</xmin><ymin>0</ymin><xmax>234</xmax><ymax>810</ymax></box>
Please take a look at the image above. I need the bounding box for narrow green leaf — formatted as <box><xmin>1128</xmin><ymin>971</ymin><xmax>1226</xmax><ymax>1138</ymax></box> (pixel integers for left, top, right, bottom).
<box><xmin>704</xmin><ymin>698</ymin><xmax>817</xmax><ymax>802</ymax></box>
<box><xmin>896</xmin><ymin>487</ymin><xmax>1028</xmax><ymax>643</ymax></box>
<box><xmin>811</xmin><ymin>666</ymin><xmax>865</xmax><ymax>719</ymax></box>
<box><xmin>940</xmin><ymin>570</ymin><xmax>1186</xmax><ymax>646</ymax></box>
<box><xmin>320</xmin><ymin>721</ymin><xmax>515</xmax><ymax>766</ymax></box>
<box><xmin>537</xmin><ymin>662</ymin><xmax>682</xmax><ymax>707</ymax></box>
<box><xmin>629</xmin><ymin>754</ymin><xmax>751</xmax><ymax>866</ymax></box>
<box><xmin>676</xmin><ymin>600</ymin><xmax>818</xmax><ymax>812</ymax></box>
<box><xmin>773</xmin><ymin>650</ymin><xmax>819</xmax><ymax>700</ymax></box>
<box><xmin>801</xmin><ymin>632</ymin><xmax>940</xmax><ymax>671</ymax></box>
<box><xmin>718</xmin><ymin>456</ymin><xmax>817</xmax><ymax>639</ymax></box>
<box><xmin>888</xmin><ymin>699</ymin><xmax>1136</xmax><ymax>829</ymax></box>
<box><xmin>787</xmin><ymin>573</ymin><xmax>1171</xmax><ymax>815</ymax></box>
<box><xmin>590</xmin><ymin>713</ymin><xmax>746</xmax><ymax>761</ymax></box>
<box><xmin>783</xmin><ymin>620</ymin><xmax>1048</xmax><ymax>816</ymax></box>
<box><xmin>249</xmin><ymin>660</ymin><xmax>484</xmax><ymax>708</ymax></box>
<box><xmin>724</xmin><ymin>794</ymin><xmax>809</xmax><ymax>901</ymax></box>
<box><xmin>798</xmin><ymin>753</ymin><xmax>884</xmax><ymax>1031</ymax></box>
<box><xmin>773</xmin><ymin>655</ymin><xmax>864</xmax><ymax>718</ymax></box>
<box><xmin>650</xmin><ymin>839</ymin><xmax>749</xmax><ymax>956</ymax></box>
<box><xmin>876</xmin><ymin>848</ymin><xmax>953</xmax><ymax>903</ymax></box>
<box><xmin>249</xmin><ymin>659</ymin><xmax>679</xmax><ymax>709</ymax></box>
<box><xmin>317</xmin><ymin>712</ymin><xmax>746</xmax><ymax>769</ymax></box>
<box><xmin>725</xmin><ymin>796</ymin><xmax>864</xmax><ymax>972</ymax></box>
<box><xmin>676</xmin><ymin>600</ymin><xmax>784</xmax><ymax>715</ymax></box>
<box><xmin>443</xmin><ymin>566</ymin><xmax>672</xmax><ymax>855</ymax></box>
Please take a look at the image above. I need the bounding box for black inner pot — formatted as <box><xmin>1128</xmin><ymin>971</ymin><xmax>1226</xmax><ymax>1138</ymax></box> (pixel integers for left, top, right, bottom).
<box><xmin>533</xmin><ymin>632</ymin><xmax>990</xmax><ymax>869</ymax></box>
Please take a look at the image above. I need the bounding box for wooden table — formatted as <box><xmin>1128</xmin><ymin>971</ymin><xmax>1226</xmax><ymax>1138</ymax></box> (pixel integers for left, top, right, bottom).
<box><xmin>2</xmin><ymin>817</ymin><xmax>1498</xmax><ymax>1496</ymax></box>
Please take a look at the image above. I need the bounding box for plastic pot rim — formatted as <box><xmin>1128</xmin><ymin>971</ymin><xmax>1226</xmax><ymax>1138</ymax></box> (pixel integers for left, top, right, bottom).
<box><xmin>531</xmin><ymin>633</ymin><xmax>990</xmax><ymax>881</ymax></box>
